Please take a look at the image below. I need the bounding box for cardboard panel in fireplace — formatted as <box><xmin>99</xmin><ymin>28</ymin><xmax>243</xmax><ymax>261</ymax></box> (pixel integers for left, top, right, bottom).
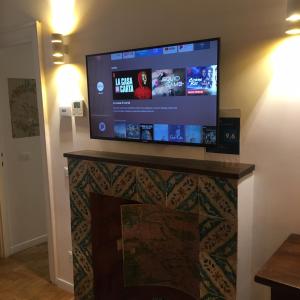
<box><xmin>91</xmin><ymin>193</ymin><xmax>199</xmax><ymax>300</ymax></box>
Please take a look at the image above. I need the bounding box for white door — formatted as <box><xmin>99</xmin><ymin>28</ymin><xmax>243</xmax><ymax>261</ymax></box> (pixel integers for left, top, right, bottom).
<box><xmin>0</xmin><ymin>42</ymin><xmax>47</xmax><ymax>256</ymax></box>
<box><xmin>0</xmin><ymin>56</ymin><xmax>5</xmax><ymax>256</ymax></box>
<box><xmin>0</xmin><ymin>48</ymin><xmax>7</xmax><ymax>257</ymax></box>
<box><xmin>0</xmin><ymin>147</ymin><xmax>4</xmax><ymax>257</ymax></box>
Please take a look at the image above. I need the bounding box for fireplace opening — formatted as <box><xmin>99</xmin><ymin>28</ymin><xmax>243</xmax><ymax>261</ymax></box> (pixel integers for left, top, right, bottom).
<box><xmin>91</xmin><ymin>193</ymin><xmax>200</xmax><ymax>300</ymax></box>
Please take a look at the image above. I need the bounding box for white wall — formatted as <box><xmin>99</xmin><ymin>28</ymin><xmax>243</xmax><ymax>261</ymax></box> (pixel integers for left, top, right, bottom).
<box><xmin>1</xmin><ymin>0</ymin><xmax>300</xmax><ymax>299</ymax></box>
<box><xmin>0</xmin><ymin>42</ymin><xmax>47</xmax><ymax>254</ymax></box>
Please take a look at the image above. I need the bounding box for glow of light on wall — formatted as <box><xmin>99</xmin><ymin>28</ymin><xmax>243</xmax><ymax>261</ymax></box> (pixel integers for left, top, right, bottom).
<box><xmin>269</xmin><ymin>36</ymin><xmax>300</xmax><ymax>100</ymax></box>
<box><xmin>55</xmin><ymin>64</ymin><xmax>83</xmax><ymax>107</ymax></box>
<box><xmin>51</xmin><ymin>0</ymin><xmax>77</xmax><ymax>35</ymax></box>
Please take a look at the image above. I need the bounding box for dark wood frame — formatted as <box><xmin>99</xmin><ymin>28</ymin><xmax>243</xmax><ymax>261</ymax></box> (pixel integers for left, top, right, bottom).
<box><xmin>64</xmin><ymin>150</ymin><xmax>255</xmax><ymax>179</ymax></box>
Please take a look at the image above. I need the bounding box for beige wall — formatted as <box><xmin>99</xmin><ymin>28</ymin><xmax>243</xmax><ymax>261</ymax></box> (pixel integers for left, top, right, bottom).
<box><xmin>2</xmin><ymin>0</ymin><xmax>300</xmax><ymax>299</ymax></box>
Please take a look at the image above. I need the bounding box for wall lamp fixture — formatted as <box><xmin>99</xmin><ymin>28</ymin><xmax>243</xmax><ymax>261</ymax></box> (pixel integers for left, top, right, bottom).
<box><xmin>51</xmin><ymin>33</ymin><xmax>66</xmax><ymax>64</ymax></box>
<box><xmin>286</xmin><ymin>0</ymin><xmax>300</xmax><ymax>35</ymax></box>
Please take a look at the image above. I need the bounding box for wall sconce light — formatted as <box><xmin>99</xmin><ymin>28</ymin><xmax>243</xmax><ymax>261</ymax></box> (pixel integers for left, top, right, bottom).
<box><xmin>286</xmin><ymin>0</ymin><xmax>300</xmax><ymax>35</ymax></box>
<box><xmin>51</xmin><ymin>33</ymin><xmax>66</xmax><ymax>64</ymax></box>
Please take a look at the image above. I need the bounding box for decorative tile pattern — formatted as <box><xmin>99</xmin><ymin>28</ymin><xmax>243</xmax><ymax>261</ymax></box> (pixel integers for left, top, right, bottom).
<box><xmin>110</xmin><ymin>164</ymin><xmax>137</xmax><ymax>200</ymax></box>
<box><xmin>68</xmin><ymin>159</ymin><xmax>94</xmax><ymax>300</ymax></box>
<box><xmin>198</xmin><ymin>176</ymin><xmax>238</xmax><ymax>300</ymax></box>
<box><xmin>69</xmin><ymin>159</ymin><xmax>90</xmax><ymax>191</ymax></box>
<box><xmin>72</xmin><ymin>245</ymin><xmax>94</xmax><ymax>299</ymax></box>
<box><xmin>68</xmin><ymin>159</ymin><xmax>139</xmax><ymax>299</ymax></box>
<box><xmin>68</xmin><ymin>158</ymin><xmax>239</xmax><ymax>300</ymax></box>
<box><xmin>89</xmin><ymin>161</ymin><xmax>111</xmax><ymax>195</ymax></box>
<box><xmin>200</xmin><ymin>281</ymin><xmax>226</xmax><ymax>300</ymax></box>
<box><xmin>136</xmin><ymin>168</ymin><xmax>167</xmax><ymax>205</ymax></box>
<box><xmin>200</xmin><ymin>252</ymin><xmax>236</xmax><ymax>300</ymax></box>
<box><xmin>166</xmin><ymin>172</ymin><xmax>198</xmax><ymax>213</ymax></box>
<box><xmin>199</xmin><ymin>214</ymin><xmax>237</xmax><ymax>258</ymax></box>
<box><xmin>198</xmin><ymin>176</ymin><xmax>238</xmax><ymax>220</ymax></box>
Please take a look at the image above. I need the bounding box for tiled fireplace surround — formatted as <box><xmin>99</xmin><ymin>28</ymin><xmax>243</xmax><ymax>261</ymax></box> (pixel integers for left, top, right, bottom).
<box><xmin>66</xmin><ymin>151</ymin><xmax>254</xmax><ymax>300</ymax></box>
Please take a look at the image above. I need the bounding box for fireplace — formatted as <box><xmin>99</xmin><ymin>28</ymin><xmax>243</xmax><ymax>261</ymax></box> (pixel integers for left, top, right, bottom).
<box><xmin>65</xmin><ymin>151</ymin><xmax>255</xmax><ymax>300</ymax></box>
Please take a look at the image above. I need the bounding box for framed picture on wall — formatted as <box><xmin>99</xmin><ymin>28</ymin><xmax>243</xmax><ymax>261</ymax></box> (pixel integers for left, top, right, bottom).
<box><xmin>7</xmin><ymin>78</ymin><xmax>40</xmax><ymax>138</ymax></box>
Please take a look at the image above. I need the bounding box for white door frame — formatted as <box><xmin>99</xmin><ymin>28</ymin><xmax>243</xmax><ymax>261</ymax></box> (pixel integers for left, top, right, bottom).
<box><xmin>0</xmin><ymin>21</ymin><xmax>57</xmax><ymax>283</ymax></box>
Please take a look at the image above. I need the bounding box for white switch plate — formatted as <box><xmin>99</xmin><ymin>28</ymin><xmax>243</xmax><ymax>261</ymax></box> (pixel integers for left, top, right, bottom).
<box><xmin>60</xmin><ymin>106</ymin><xmax>72</xmax><ymax>117</ymax></box>
<box><xmin>68</xmin><ymin>250</ymin><xmax>73</xmax><ymax>262</ymax></box>
<box><xmin>64</xmin><ymin>166</ymin><xmax>69</xmax><ymax>177</ymax></box>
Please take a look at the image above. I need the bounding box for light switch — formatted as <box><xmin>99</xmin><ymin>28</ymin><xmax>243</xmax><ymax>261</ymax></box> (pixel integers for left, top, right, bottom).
<box><xmin>64</xmin><ymin>166</ymin><xmax>69</xmax><ymax>177</ymax></box>
<box><xmin>60</xmin><ymin>106</ymin><xmax>72</xmax><ymax>117</ymax></box>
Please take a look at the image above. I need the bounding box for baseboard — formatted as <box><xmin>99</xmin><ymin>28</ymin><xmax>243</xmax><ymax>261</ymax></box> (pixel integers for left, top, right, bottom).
<box><xmin>10</xmin><ymin>234</ymin><xmax>48</xmax><ymax>254</ymax></box>
<box><xmin>56</xmin><ymin>277</ymin><xmax>74</xmax><ymax>293</ymax></box>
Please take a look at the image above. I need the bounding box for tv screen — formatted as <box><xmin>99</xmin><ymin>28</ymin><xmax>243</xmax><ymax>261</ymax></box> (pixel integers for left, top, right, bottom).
<box><xmin>86</xmin><ymin>38</ymin><xmax>220</xmax><ymax>146</ymax></box>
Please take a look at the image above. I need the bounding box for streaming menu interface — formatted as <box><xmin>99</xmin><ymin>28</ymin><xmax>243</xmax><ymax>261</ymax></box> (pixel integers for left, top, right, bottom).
<box><xmin>87</xmin><ymin>40</ymin><xmax>219</xmax><ymax>145</ymax></box>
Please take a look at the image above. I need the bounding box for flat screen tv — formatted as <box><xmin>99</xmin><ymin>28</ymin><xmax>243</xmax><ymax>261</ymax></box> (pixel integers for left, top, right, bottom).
<box><xmin>86</xmin><ymin>38</ymin><xmax>220</xmax><ymax>147</ymax></box>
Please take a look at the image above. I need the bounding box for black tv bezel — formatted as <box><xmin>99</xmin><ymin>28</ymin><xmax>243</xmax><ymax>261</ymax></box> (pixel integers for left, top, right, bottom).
<box><xmin>86</xmin><ymin>37</ymin><xmax>220</xmax><ymax>148</ymax></box>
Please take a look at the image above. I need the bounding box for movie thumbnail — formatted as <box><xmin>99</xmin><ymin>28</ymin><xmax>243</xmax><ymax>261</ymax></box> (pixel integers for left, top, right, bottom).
<box><xmin>185</xmin><ymin>125</ymin><xmax>202</xmax><ymax>144</ymax></box>
<box><xmin>126</xmin><ymin>123</ymin><xmax>140</xmax><ymax>139</ymax></box>
<box><xmin>114</xmin><ymin>121</ymin><xmax>126</xmax><ymax>139</ymax></box>
<box><xmin>154</xmin><ymin>124</ymin><xmax>169</xmax><ymax>141</ymax></box>
<box><xmin>203</xmin><ymin>126</ymin><xmax>217</xmax><ymax>145</ymax></box>
<box><xmin>169</xmin><ymin>125</ymin><xmax>185</xmax><ymax>143</ymax></box>
<box><xmin>140</xmin><ymin>124</ymin><xmax>153</xmax><ymax>141</ymax></box>
<box><xmin>112</xmin><ymin>69</ymin><xmax>152</xmax><ymax>100</ymax></box>
<box><xmin>152</xmin><ymin>69</ymin><xmax>186</xmax><ymax>96</ymax></box>
<box><xmin>186</xmin><ymin>65</ymin><xmax>217</xmax><ymax>96</ymax></box>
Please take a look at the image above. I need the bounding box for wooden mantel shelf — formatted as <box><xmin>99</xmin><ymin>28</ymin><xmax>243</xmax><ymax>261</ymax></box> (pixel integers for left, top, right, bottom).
<box><xmin>255</xmin><ymin>234</ymin><xmax>300</xmax><ymax>300</ymax></box>
<box><xmin>64</xmin><ymin>150</ymin><xmax>255</xmax><ymax>179</ymax></box>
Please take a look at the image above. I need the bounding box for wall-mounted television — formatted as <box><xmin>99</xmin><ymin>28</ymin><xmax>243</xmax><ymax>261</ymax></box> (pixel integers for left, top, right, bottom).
<box><xmin>86</xmin><ymin>38</ymin><xmax>220</xmax><ymax>147</ymax></box>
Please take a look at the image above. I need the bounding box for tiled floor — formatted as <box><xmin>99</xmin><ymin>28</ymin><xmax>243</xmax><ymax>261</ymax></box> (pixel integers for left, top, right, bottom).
<box><xmin>0</xmin><ymin>243</ymin><xmax>73</xmax><ymax>300</ymax></box>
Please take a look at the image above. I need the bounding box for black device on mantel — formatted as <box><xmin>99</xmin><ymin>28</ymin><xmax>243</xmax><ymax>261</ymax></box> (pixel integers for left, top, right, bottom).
<box><xmin>206</xmin><ymin>117</ymin><xmax>240</xmax><ymax>155</ymax></box>
<box><xmin>86</xmin><ymin>38</ymin><xmax>220</xmax><ymax>147</ymax></box>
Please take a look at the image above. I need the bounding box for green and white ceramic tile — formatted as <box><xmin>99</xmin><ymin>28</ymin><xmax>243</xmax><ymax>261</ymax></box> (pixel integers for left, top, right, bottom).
<box><xmin>198</xmin><ymin>176</ymin><xmax>238</xmax><ymax>220</ymax></box>
<box><xmin>110</xmin><ymin>164</ymin><xmax>137</xmax><ymax>201</ymax></box>
<box><xmin>89</xmin><ymin>161</ymin><xmax>111</xmax><ymax>195</ymax></box>
<box><xmin>200</xmin><ymin>281</ymin><xmax>226</xmax><ymax>300</ymax></box>
<box><xmin>199</xmin><ymin>214</ymin><xmax>237</xmax><ymax>258</ymax></box>
<box><xmin>68</xmin><ymin>159</ymin><xmax>239</xmax><ymax>300</ymax></box>
<box><xmin>166</xmin><ymin>172</ymin><xmax>198</xmax><ymax>213</ymax></box>
<box><xmin>72</xmin><ymin>246</ymin><xmax>94</xmax><ymax>300</ymax></box>
<box><xmin>69</xmin><ymin>159</ymin><xmax>90</xmax><ymax>192</ymax></box>
<box><xmin>136</xmin><ymin>168</ymin><xmax>168</xmax><ymax>205</ymax></box>
<box><xmin>68</xmin><ymin>159</ymin><xmax>95</xmax><ymax>300</ymax></box>
<box><xmin>200</xmin><ymin>252</ymin><xmax>236</xmax><ymax>300</ymax></box>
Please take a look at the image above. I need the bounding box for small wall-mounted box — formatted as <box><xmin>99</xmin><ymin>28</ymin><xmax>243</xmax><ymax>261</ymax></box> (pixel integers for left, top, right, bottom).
<box><xmin>60</xmin><ymin>106</ymin><xmax>72</xmax><ymax>117</ymax></box>
<box><xmin>72</xmin><ymin>100</ymin><xmax>84</xmax><ymax>117</ymax></box>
